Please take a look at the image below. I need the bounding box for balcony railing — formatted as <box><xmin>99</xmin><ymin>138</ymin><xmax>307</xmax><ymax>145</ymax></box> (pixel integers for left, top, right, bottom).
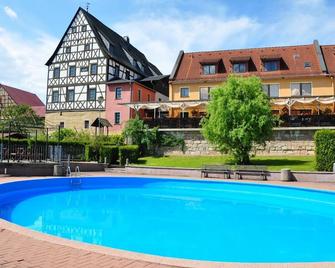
<box><xmin>143</xmin><ymin>117</ymin><xmax>202</xmax><ymax>129</ymax></box>
<box><xmin>279</xmin><ymin>114</ymin><xmax>335</xmax><ymax>127</ymax></box>
<box><xmin>143</xmin><ymin>114</ymin><xmax>335</xmax><ymax>129</ymax></box>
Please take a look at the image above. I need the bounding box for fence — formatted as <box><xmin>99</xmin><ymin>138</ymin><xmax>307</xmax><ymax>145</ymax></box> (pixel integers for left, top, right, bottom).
<box><xmin>0</xmin><ymin>122</ymin><xmax>85</xmax><ymax>163</ymax></box>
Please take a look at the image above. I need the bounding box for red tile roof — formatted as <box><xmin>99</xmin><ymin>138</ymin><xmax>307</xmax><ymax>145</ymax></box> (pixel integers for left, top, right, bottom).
<box><xmin>0</xmin><ymin>84</ymin><xmax>45</xmax><ymax>117</ymax></box>
<box><xmin>321</xmin><ymin>45</ymin><xmax>335</xmax><ymax>75</ymax></box>
<box><xmin>171</xmin><ymin>42</ymin><xmax>332</xmax><ymax>83</ymax></box>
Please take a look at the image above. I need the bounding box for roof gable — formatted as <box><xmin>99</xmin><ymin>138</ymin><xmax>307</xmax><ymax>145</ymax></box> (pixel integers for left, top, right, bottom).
<box><xmin>1</xmin><ymin>84</ymin><xmax>45</xmax><ymax>107</ymax></box>
<box><xmin>46</xmin><ymin>7</ymin><xmax>162</xmax><ymax>78</ymax></box>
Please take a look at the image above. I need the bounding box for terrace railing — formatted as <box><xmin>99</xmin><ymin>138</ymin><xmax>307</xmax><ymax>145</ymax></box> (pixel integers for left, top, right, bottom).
<box><xmin>143</xmin><ymin>114</ymin><xmax>335</xmax><ymax>129</ymax></box>
<box><xmin>143</xmin><ymin>117</ymin><xmax>202</xmax><ymax>129</ymax></box>
<box><xmin>279</xmin><ymin>114</ymin><xmax>335</xmax><ymax>127</ymax></box>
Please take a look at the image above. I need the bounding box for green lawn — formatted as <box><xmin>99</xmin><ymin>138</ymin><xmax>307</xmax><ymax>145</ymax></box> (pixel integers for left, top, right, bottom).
<box><xmin>135</xmin><ymin>155</ymin><xmax>316</xmax><ymax>171</ymax></box>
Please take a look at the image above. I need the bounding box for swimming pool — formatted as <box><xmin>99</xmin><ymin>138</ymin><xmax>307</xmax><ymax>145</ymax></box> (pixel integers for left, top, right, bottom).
<box><xmin>0</xmin><ymin>177</ymin><xmax>335</xmax><ymax>263</ymax></box>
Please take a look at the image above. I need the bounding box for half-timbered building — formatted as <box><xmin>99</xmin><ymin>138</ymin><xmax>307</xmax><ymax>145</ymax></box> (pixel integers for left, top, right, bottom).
<box><xmin>0</xmin><ymin>84</ymin><xmax>45</xmax><ymax>118</ymax></box>
<box><xmin>45</xmin><ymin>7</ymin><xmax>167</xmax><ymax>132</ymax></box>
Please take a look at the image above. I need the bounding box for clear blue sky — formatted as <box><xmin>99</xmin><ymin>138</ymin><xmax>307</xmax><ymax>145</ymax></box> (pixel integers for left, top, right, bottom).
<box><xmin>0</xmin><ymin>0</ymin><xmax>335</xmax><ymax>101</ymax></box>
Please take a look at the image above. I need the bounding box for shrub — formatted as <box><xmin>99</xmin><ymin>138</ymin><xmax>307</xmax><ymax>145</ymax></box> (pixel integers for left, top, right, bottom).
<box><xmin>85</xmin><ymin>145</ymin><xmax>99</xmax><ymax>161</ymax></box>
<box><xmin>314</xmin><ymin>130</ymin><xmax>335</xmax><ymax>171</ymax></box>
<box><xmin>100</xmin><ymin>145</ymin><xmax>119</xmax><ymax>164</ymax></box>
<box><xmin>119</xmin><ymin>145</ymin><xmax>139</xmax><ymax>165</ymax></box>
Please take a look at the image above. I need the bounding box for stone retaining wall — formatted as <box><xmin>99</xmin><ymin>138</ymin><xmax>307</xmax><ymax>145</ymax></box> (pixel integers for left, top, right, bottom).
<box><xmin>158</xmin><ymin>127</ymin><xmax>332</xmax><ymax>156</ymax></box>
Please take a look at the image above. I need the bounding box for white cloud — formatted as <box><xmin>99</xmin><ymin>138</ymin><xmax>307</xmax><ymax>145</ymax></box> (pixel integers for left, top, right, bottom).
<box><xmin>114</xmin><ymin>15</ymin><xmax>260</xmax><ymax>74</ymax></box>
<box><xmin>112</xmin><ymin>0</ymin><xmax>335</xmax><ymax>74</ymax></box>
<box><xmin>3</xmin><ymin>6</ymin><xmax>18</xmax><ymax>20</ymax></box>
<box><xmin>0</xmin><ymin>28</ymin><xmax>58</xmax><ymax>102</ymax></box>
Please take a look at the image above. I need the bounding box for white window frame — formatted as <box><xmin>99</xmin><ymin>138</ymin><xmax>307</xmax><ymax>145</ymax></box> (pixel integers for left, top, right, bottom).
<box><xmin>262</xmin><ymin>83</ymin><xmax>280</xmax><ymax>98</ymax></box>
<box><xmin>114</xmin><ymin>112</ymin><xmax>121</xmax><ymax>125</ymax></box>
<box><xmin>290</xmin><ymin>82</ymin><xmax>313</xmax><ymax>97</ymax></box>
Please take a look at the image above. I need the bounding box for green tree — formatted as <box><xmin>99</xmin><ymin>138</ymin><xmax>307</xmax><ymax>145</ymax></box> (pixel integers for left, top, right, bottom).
<box><xmin>0</xmin><ymin>104</ymin><xmax>43</xmax><ymax>133</ymax></box>
<box><xmin>201</xmin><ymin>75</ymin><xmax>274</xmax><ymax>164</ymax></box>
<box><xmin>122</xmin><ymin>116</ymin><xmax>150</xmax><ymax>155</ymax></box>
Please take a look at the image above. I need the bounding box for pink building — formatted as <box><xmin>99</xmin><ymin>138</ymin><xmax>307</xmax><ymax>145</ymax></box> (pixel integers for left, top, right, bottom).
<box><xmin>105</xmin><ymin>80</ymin><xmax>158</xmax><ymax>132</ymax></box>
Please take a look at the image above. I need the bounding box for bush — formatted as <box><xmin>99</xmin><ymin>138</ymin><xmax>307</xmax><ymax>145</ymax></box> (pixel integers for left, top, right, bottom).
<box><xmin>100</xmin><ymin>145</ymin><xmax>119</xmax><ymax>164</ymax></box>
<box><xmin>314</xmin><ymin>130</ymin><xmax>335</xmax><ymax>171</ymax></box>
<box><xmin>85</xmin><ymin>145</ymin><xmax>99</xmax><ymax>161</ymax></box>
<box><xmin>119</xmin><ymin>145</ymin><xmax>139</xmax><ymax>165</ymax></box>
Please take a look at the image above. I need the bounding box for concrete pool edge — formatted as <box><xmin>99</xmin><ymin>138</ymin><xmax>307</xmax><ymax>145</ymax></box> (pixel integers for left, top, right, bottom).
<box><xmin>1</xmin><ymin>175</ymin><xmax>335</xmax><ymax>268</ymax></box>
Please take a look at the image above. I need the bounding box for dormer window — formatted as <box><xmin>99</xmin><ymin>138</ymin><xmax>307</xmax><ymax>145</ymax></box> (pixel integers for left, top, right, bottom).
<box><xmin>203</xmin><ymin>64</ymin><xmax>216</xmax><ymax>75</ymax></box>
<box><xmin>109</xmin><ymin>44</ymin><xmax>114</xmax><ymax>54</ymax></box>
<box><xmin>233</xmin><ymin>62</ymin><xmax>247</xmax><ymax>73</ymax></box>
<box><xmin>264</xmin><ymin>60</ymin><xmax>280</xmax><ymax>72</ymax></box>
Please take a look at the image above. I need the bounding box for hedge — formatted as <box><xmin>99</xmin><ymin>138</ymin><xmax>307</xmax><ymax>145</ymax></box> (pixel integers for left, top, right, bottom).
<box><xmin>100</xmin><ymin>145</ymin><xmax>119</xmax><ymax>164</ymax></box>
<box><xmin>119</xmin><ymin>145</ymin><xmax>139</xmax><ymax>165</ymax></box>
<box><xmin>314</xmin><ymin>130</ymin><xmax>335</xmax><ymax>171</ymax></box>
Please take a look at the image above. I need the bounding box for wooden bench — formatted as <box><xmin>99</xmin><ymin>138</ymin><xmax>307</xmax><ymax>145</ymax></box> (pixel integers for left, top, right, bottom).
<box><xmin>234</xmin><ymin>165</ymin><xmax>268</xmax><ymax>180</ymax></box>
<box><xmin>201</xmin><ymin>165</ymin><xmax>232</xmax><ymax>179</ymax></box>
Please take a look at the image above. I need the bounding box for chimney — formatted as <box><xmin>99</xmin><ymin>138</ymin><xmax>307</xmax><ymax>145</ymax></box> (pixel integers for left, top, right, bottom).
<box><xmin>123</xmin><ymin>36</ymin><xmax>130</xmax><ymax>43</ymax></box>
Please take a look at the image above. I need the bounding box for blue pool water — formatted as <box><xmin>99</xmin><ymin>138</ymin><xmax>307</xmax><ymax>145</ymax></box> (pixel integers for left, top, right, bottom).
<box><xmin>0</xmin><ymin>177</ymin><xmax>335</xmax><ymax>263</ymax></box>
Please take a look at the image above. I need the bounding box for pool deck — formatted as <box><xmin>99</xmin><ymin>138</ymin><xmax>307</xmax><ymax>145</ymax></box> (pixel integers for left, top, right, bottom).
<box><xmin>1</xmin><ymin>172</ymin><xmax>335</xmax><ymax>268</ymax></box>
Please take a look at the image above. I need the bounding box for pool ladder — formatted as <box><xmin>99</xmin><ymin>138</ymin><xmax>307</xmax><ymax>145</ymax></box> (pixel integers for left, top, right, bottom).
<box><xmin>68</xmin><ymin>165</ymin><xmax>82</xmax><ymax>186</ymax></box>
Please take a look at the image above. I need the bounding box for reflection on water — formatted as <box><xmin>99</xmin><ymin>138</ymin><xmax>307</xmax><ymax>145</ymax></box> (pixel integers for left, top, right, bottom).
<box><xmin>1</xmin><ymin>181</ymin><xmax>335</xmax><ymax>262</ymax></box>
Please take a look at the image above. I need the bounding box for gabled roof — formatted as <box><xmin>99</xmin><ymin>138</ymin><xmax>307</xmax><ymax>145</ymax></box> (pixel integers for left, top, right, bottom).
<box><xmin>0</xmin><ymin>84</ymin><xmax>45</xmax><ymax>117</ymax></box>
<box><xmin>171</xmin><ymin>41</ymin><xmax>332</xmax><ymax>82</ymax></box>
<box><xmin>91</xmin><ymin>117</ymin><xmax>112</xmax><ymax>127</ymax></box>
<box><xmin>46</xmin><ymin>7</ymin><xmax>161</xmax><ymax>78</ymax></box>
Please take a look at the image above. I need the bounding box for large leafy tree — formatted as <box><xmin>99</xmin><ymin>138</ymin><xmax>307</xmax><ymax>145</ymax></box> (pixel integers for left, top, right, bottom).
<box><xmin>202</xmin><ymin>75</ymin><xmax>274</xmax><ymax>164</ymax></box>
<box><xmin>0</xmin><ymin>104</ymin><xmax>43</xmax><ymax>134</ymax></box>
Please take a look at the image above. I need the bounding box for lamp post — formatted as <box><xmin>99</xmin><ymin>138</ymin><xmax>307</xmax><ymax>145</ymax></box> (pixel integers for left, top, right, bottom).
<box><xmin>98</xmin><ymin>96</ymin><xmax>104</xmax><ymax>135</ymax></box>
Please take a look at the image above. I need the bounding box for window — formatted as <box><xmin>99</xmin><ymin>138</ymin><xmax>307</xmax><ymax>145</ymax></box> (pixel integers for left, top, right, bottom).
<box><xmin>80</xmin><ymin>66</ymin><xmax>89</xmax><ymax>72</ymax></box>
<box><xmin>65</xmin><ymin>46</ymin><xmax>71</xmax><ymax>53</ymax></box>
<box><xmin>60</xmin><ymin>122</ymin><xmax>64</xmax><ymax>128</ymax></box>
<box><xmin>138</xmin><ymin>89</ymin><xmax>142</xmax><ymax>101</ymax></box>
<box><xmin>233</xmin><ymin>63</ymin><xmax>247</xmax><ymax>73</ymax></box>
<box><xmin>199</xmin><ymin>87</ymin><xmax>211</xmax><ymax>100</ymax></box>
<box><xmin>87</xmin><ymin>87</ymin><xmax>96</xmax><ymax>101</ymax></box>
<box><xmin>84</xmin><ymin>43</ymin><xmax>90</xmax><ymax>51</ymax></box>
<box><xmin>84</xmin><ymin>120</ymin><xmax>89</xmax><ymax>129</ymax></box>
<box><xmin>262</xmin><ymin>84</ymin><xmax>280</xmax><ymax>97</ymax></box>
<box><xmin>180</xmin><ymin>112</ymin><xmax>189</xmax><ymax>118</ymax></box>
<box><xmin>51</xmin><ymin>90</ymin><xmax>59</xmax><ymax>103</ymax></box>
<box><xmin>180</xmin><ymin>87</ymin><xmax>189</xmax><ymax>98</ymax></box>
<box><xmin>115</xmin><ymin>87</ymin><xmax>122</xmax><ymax>99</ymax></box>
<box><xmin>71</xmin><ymin>27</ymin><xmax>77</xmax><ymax>33</ymax></box>
<box><xmin>66</xmin><ymin>88</ymin><xmax>75</xmax><ymax>102</ymax></box>
<box><xmin>202</xmin><ymin>64</ymin><xmax>216</xmax><ymax>75</ymax></box>
<box><xmin>90</xmin><ymin>64</ymin><xmax>98</xmax><ymax>75</ymax></box>
<box><xmin>147</xmin><ymin>94</ymin><xmax>151</xmax><ymax>101</ymax></box>
<box><xmin>264</xmin><ymin>60</ymin><xmax>280</xmax><ymax>72</ymax></box>
<box><xmin>114</xmin><ymin>65</ymin><xmax>119</xmax><ymax>77</ymax></box>
<box><xmin>125</xmin><ymin>70</ymin><xmax>130</xmax><ymax>80</ymax></box>
<box><xmin>304</xmin><ymin>62</ymin><xmax>311</xmax><ymax>68</ymax></box>
<box><xmin>53</xmin><ymin>67</ymin><xmax>60</xmax><ymax>79</ymax></box>
<box><xmin>114</xmin><ymin>112</ymin><xmax>121</xmax><ymax>124</ymax></box>
<box><xmin>291</xmin><ymin>82</ymin><xmax>312</xmax><ymax>96</ymax></box>
<box><xmin>109</xmin><ymin>44</ymin><xmax>114</xmax><ymax>54</ymax></box>
<box><xmin>69</xmin><ymin>66</ymin><xmax>76</xmax><ymax>77</ymax></box>
<box><xmin>82</xmin><ymin>25</ymin><xmax>87</xmax><ymax>32</ymax></box>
